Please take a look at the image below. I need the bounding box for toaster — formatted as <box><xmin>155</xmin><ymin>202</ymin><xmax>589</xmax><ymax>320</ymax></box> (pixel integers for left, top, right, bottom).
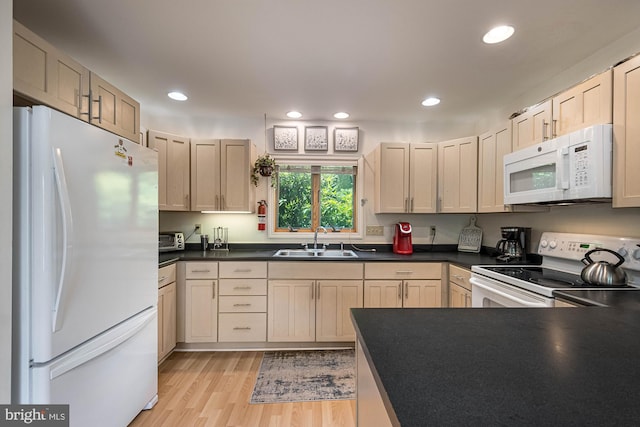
<box><xmin>159</xmin><ymin>232</ymin><xmax>185</xmax><ymax>252</ymax></box>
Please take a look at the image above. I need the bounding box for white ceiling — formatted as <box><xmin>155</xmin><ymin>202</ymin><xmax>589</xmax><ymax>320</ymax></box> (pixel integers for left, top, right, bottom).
<box><xmin>13</xmin><ymin>0</ymin><xmax>640</xmax><ymax>124</ymax></box>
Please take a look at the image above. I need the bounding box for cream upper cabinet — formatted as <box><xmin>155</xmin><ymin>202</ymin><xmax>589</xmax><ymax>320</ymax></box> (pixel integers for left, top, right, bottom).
<box><xmin>438</xmin><ymin>136</ymin><xmax>478</xmax><ymax>213</ymax></box>
<box><xmin>148</xmin><ymin>130</ymin><xmax>191</xmax><ymax>211</ymax></box>
<box><xmin>613</xmin><ymin>56</ymin><xmax>640</xmax><ymax>207</ymax></box>
<box><xmin>478</xmin><ymin>123</ymin><xmax>512</xmax><ymax>213</ymax></box>
<box><xmin>13</xmin><ymin>20</ymin><xmax>90</xmax><ymax>120</ymax></box>
<box><xmin>511</xmin><ymin>100</ymin><xmax>553</xmax><ymax>150</ymax></box>
<box><xmin>374</xmin><ymin>142</ymin><xmax>437</xmax><ymax>213</ymax></box>
<box><xmin>89</xmin><ymin>72</ymin><xmax>140</xmax><ymax>142</ymax></box>
<box><xmin>191</xmin><ymin>139</ymin><xmax>254</xmax><ymax>212</ymax></box>
<box><xmin>552</xmin><ymin>69</ymin><xmax>612</xmax><ymax>137</ymax></box>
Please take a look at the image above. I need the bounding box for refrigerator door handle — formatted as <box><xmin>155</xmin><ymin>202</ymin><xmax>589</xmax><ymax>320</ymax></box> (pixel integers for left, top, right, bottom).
<box><xmin>52</xmin><ymin>148</ymin><xmax>76</xmax><ymax>332</ymax></box>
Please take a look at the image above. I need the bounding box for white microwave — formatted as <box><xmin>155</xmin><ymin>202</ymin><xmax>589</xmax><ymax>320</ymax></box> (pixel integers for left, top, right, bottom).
<box><xmin>503</xmin><ymin>124</ymin><xmax>612</xmax><ymax>205</ymax></box>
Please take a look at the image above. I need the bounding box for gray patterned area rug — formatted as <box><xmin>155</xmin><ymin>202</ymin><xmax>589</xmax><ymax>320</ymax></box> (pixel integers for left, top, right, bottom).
<box><xmin>250</xmin><ymin>350</ymin><xmax>355</xmax><ymax>404</ymax></box>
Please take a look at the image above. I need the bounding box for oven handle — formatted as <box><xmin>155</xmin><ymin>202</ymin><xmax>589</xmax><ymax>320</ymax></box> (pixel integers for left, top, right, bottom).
<box><xmin>470</xmin><ymin>278</ymin><xmax>549</xmax><ymax>308</ymax></box>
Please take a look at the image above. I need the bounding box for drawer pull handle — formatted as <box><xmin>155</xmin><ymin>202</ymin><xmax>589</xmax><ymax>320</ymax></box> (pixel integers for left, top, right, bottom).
<box><xmin>191</xmin><ymin>269</ymin><xmax>211</xmax><ymax>273</ymax></box>
<box><xmin>234</xmin><ymin>269</ymin><xmax>252</xmax><ymax>273</ymax></box>
<box><xmin>158</xmin><ymin>276</ymin><xmax>167</xmax><ymax>282</ymax></box>
<box><xmin>233</xmin><ymin>286</ymin><xmax>252</xmax><ymax>290</ymax></box>
<box><xmin>233</xmin><ymin>303</ymin><xmax>251</xmax><ymax>307</ymax></box>
<box><xmin>233</xmin><ymin>327</ymin><xmax>251</xmax><ymax>330</ymax></box>
<box><xmin>395</xmin><ymin>270</ymin><xmax>413</xmax><ymax>274</ymax></box>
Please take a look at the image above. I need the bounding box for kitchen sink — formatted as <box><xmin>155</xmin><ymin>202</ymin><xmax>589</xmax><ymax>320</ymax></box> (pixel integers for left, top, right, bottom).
<box><xmin>273</xmin><ymin>248</ymin><xmax>358</xmax><ymax>258</ymax></box>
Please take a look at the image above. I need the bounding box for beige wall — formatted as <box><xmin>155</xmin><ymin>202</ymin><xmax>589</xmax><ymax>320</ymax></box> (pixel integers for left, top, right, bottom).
<box><xmin>1</xmin><ymin>0</ymin><xmax>13</xmax><ymax>403</ymax></box>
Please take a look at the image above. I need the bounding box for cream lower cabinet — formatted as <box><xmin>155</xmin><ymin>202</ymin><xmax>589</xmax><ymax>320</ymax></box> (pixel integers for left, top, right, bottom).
<box><xmin>613</xmin><ymin>56</ymin><xmax>640</xmax><ymax>207</ymax></box>
<box><xmin>158</xmin><ymin>264</ymin><xmax>177</xmax><ymax>362</ymax></box>
<box><xmin>148</xmin><ymin>130</ymin><xmax>191</xmax><ymax>211</ymax></box>
<box><xmin>356</xmin><ymin>340</ymin><xmax>393</xmax><ymax>427</ymax></box>
<box><xmin>218</xmin><ymin>262</ymin><xmax>267</xmax><ymax>342</ymax></box>
<box><xmin>448</xmin><ymin>264</ymin><xmax>472</xmax><ymax>308</ymax></box>
<box><xmin>267</xmin><ymin>262</ymin><xmax>364</xmax><ymax>342</ymax></box>
<box><xmin>364</xmin><ymin>263</ymin><xmax>442</xmax><ymax>308</ymax></box>
<box><xmin>184</xmin><ymin>262</ymin><xmax>219</xmax><ymax>343</ymax></box>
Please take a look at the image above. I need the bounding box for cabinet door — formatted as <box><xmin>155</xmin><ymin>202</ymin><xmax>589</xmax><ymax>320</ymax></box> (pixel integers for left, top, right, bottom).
<box><xmin>13</xmin><ymin>20</ymin><xmax>90</xmax><ymax>120</ymax></box>
<box><xmin>316</xmin><ymin>280</ymin><xmax>364</xmax><ymax>342</ymax></box>
<box><xmin>149</xmin><ymin>130</ymin><xmax>190</xmax><ymax>211</ymax></box>
<box><xmin>191</xmin><ymin>139</ymin><xmax>221</xmax><ymax>211</ymax></box>
<box><xmin>478</xmin><ymin>123</ymin><xmax>511</xmax><ymax>212</ymax></box>
<box><xmin>221</xmin><ymin>139</ymin><xmax>252</xmax><ymax>211</ymax></box>
<box><xmin>511</xmin><ymin>100</ymin><xmax>553</xmax><ymax>150</ymax></box>
<box><xmin>89</xmin><ymin>72</ymin><xmax>140</xmax><ymax>141</ymax></box>
<box><xmin>409</xmin><ymin>143</ymin><xmax>437</xmax><ymax>213</ymax></box>
<box><xmin>185</xmin><ymin>279</ymin><xmax>218</xmax><ymax>343</ymax></box>
<box><xmin>438</xmin><ymin>136</ymin><xmax>478</xmax><ymax>213</ymax></box>
<box><xmin>158</xmin><ymin>282</ymin><xmax>177</xmax><ymax>360</ymax></box>
<box><xmin>364</xmin><ymin>281</ymin><xmax>402</xmax><ymax>308</ymax></box>
<box><xmin>613</xmin><ymin>57</ymin><xmax>640</xmax><ymax>207</ymax></box>
<box><xmin>448</xmin><ymin>282</ymin><xmax>469</xmax><ymax>308</ymax></box>
<box><xmin>374</xmin><ymin>143</ymin><xmax>410</xmax><ymax>213</ymax></box>
<box><xmin>403</xmin><ymin>280</ymin><xmax>441</xmax><ymax>308</ymax></box>
<box><xmin>553</xmin><ymin>69</ymin><xmax>612</xmax><ymax>137</ymax></box>
<box><xmin>267</xmin><ymin>280</ymin><xmax>315</xmax><ymax>342</ymax></box>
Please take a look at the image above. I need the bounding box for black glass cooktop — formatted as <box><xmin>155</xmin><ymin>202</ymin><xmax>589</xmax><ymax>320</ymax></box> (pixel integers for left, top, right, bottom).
<box><xmin>482</xmin><ymin>266</ymin><xmax>630</xmax><ymax>289</ymax></box>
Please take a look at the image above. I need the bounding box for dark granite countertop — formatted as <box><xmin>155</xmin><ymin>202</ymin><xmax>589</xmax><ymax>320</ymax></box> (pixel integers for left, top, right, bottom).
<box><xmin>158</xmin><ymin>245</ymin><xmax>539</xmax><ymax>269</ymax></box>
<box><xmin>351</xmin><ymin>307</ymin><xmax>640</xmax><ymax>426</ymax></box>
<box><xmin>553</xmin><ymin>289</ymin><xmax>640</xmax><ymax>308</ymax></box>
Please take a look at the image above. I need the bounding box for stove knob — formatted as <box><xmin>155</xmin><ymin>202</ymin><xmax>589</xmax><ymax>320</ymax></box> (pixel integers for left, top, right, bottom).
<box><xmin>618</xmin><ymin>247</ymin><xmax>629</xmax><ymax>258</ymax></box>
<box><xmin>549</xmin><ymin>240</ymin><xmax>557</xmax><ymax>249</ymax></box>
<box><xmin>540</xmin><ymin>239</ymin><xmax>548</xmax><ymax>248</ymax></box>
<box><xmin>632</xmin><ymin>248</ymin><xmax>640</xmax><ymax>261</ymax></box>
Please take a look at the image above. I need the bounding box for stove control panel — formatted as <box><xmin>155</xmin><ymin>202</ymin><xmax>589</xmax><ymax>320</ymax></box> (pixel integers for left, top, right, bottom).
<box><xmin>538</xmin><ymin>232</ymin><xmax>640</xmax><ymax>272</ymax></box>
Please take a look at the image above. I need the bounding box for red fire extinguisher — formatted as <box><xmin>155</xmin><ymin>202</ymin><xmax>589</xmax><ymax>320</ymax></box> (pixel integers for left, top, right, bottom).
<box><xmin>257</xmin><ymin>200</ymin><xmax>267</xmax><ymax>231</ymax></box>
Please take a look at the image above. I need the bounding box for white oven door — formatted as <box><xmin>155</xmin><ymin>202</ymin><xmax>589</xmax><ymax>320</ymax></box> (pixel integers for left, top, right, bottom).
<box><xmin>470</xmin><ymin>276</ymin><xmax>554</xmax><ymax>308</ymax></box>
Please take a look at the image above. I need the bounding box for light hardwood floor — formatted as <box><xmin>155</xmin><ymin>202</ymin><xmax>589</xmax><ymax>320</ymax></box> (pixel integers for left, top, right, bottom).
<box><xmin>129</xmin><ymin>351</ymin><xmax>356</xmax><ymax>427</ymax></box>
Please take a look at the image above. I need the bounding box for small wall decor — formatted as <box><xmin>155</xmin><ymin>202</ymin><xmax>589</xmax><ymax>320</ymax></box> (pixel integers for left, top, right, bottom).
<box><xmin>304</xmin><ymin>126</ymin><xmax>328</xmax><ymax>151</ymax></box>
<box><xmin>334</xmin><ymin>127</ymin><xmax>359</xmax><ymax>152</ymax></box>
<box><xmin>273</xmin><ymin>125</ymin><xmax>299</xmax><ymax>151</ymax></box>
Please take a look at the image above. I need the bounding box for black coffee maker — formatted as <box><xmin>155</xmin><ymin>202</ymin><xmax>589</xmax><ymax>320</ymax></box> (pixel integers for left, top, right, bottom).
<box><xmin>496</xmin><ymin>227</ymin><xmax>531</xmax><ymax>262</ymax></box>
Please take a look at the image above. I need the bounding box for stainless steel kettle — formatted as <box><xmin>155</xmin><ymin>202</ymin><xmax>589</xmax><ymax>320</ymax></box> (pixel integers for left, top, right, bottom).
<box><xmin>580</xmin><ymin>248</ymin><xmax>627</xmax><ymax>286</ymax></box>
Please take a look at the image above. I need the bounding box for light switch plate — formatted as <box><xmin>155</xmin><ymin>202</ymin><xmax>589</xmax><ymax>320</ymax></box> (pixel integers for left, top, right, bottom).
<box><xmin>366</xmin><ymin>225</ymin><xmax>384</xmax><ymax>236</ymax></box>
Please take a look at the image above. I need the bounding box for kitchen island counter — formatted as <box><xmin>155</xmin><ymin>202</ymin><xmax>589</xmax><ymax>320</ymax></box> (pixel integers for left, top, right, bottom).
<box><xmin>351</xmin><ymin>307</ymin><xmax>640</xmax><ymax>426</ymax></box>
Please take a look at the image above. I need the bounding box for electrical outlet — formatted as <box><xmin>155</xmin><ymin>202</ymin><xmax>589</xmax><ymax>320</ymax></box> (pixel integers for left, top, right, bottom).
<box><xmin>430</xmin><ymin>226</ymin><xmax>436</xmax><ymax>237</ymax></box>
<box><xmin>366</xmin><ymin>225</ymin><xmax>384</xmax><ymax>236</ymax></box>
<box><xmin>195</xmin><ymin>224</ymin><xmax>201</xmax><ymax>234</ymax></box>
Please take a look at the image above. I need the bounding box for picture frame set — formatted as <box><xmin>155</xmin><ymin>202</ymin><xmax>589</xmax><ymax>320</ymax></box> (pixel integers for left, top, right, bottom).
<box><xmin>273</xmin><ymin>125</ymin><xmax>359</xmax><ymax>153</ymax></box>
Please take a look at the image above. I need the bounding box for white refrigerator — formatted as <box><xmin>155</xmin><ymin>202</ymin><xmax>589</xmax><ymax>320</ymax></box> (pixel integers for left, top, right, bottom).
<box><xmin>12</xmin><ymin>106</ymin><xmax>159</xmax><ymax>426</ymax></box>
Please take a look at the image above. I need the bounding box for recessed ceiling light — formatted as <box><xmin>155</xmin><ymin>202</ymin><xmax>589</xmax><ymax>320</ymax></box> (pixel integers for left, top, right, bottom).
<box><xmin>168</xmin><ymin>91</ymin><xmax>188</xmax><ymax>101</ymax></box>
<box><xmin>421</xmin><ymin>97</ymin><xmax>441</xmax><ymax>107</ymax></box>
<box><xmin>286</xmin><ymin>111</ymin><xmax>303</xmax><ymax>119</ymax></box>
<box><xmin>483</xmin><ymin>25</ymin><xmax>515</xmax><ymax>44</ymax></box>
<box><xmin>334</xmin><ymin>112</ymin><xmax>349</xmax><ymax>119</ymax></box>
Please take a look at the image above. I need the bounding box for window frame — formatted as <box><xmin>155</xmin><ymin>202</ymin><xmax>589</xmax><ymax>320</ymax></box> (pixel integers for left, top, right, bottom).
<box><xmin>267</xmin><ymin>156</ymin><xmax>364</xmax><ymax>241</ymax></box>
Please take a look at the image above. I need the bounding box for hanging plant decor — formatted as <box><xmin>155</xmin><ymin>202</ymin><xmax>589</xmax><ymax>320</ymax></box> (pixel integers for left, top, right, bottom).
<box><xmin>252</xmin><ymin>153</ymin><xmax>278</xmax><ymax>187</ymax></box>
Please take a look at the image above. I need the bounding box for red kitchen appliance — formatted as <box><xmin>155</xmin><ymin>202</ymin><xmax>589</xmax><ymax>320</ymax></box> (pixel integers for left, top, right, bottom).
<box><xmin>393</xmin><ymin>222</ymin><xmax>413</xmax><ymax>254</ymax></box>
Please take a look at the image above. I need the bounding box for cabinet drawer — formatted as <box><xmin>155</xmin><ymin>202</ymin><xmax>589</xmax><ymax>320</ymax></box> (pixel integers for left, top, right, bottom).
<box><xmin>158</xmin><ymin>263</ymin><xmax>176</xmax><ymax>289</ymax></box>
<box><xmin>219</xmin><ymin>279</ymin><xmax>267</xmax><ymax>295</ymax></box>
<box><xmin>269</xmin><ymin>262</ymin><xmax>363</xmax><ymax>279</ymax></box>
<box><xmin>449</xmin><ymin>264</ymin><xmax>471</xmax><ymax>291</ymax></box>
<box><xmin>365</xmin><ymin>263</ymin><xmax>441</xmax><ymax>279</ymax></box>
<box><xmin>219</xmin><ymin>296</ymin><xmax>267</xmax><ymax>313</ymax></box>
<box><xmin>184</xmin><ymin>261</ymin><xmax>218</xmax><ymax>279</ymax></box>
<box><xmin>218</xmin><ymin>313</ymin><xmax>266</xmax><ymax>342</ymax></box>
<box><xmin>219</xmin><ymin>261</ymin><xmax>267</xmax><ymax>278</ymax></box>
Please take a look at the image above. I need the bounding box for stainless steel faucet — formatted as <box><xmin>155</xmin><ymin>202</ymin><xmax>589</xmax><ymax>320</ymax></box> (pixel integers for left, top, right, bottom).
<box><xmin>313</xmin><ymin>226</ymin><xmax>327</xmax><ymax>249</ymax></box>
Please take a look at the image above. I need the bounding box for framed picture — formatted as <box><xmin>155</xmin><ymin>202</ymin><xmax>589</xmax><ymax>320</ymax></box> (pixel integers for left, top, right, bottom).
<box><xmin>273</xmin><ymin>126</ymin><xmax>298</xmax><ymax>151</ymax></box>
<box><xmin>334</xmin><ymin>127</ymin><xmax>359</xmax><ymax>152</ymax></box>
<box><xmin>304</xmin><ymin>126</ymin><xmax>328</xmax><ymax>151</ymax></box>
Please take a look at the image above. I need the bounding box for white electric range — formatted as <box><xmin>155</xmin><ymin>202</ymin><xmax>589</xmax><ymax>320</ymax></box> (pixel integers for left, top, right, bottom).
<box><xmin>471</xmin><ymin>232</ymin><xmax>640</xmax><ymax>307</ymax></box>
